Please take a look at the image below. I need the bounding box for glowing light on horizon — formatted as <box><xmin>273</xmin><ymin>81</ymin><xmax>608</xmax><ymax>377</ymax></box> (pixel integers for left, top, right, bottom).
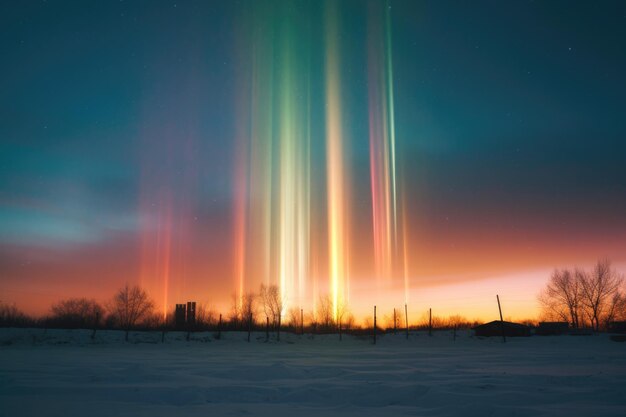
<box><xmin>325</xmin><ymin>1</ymin><xmax>349</xmax><ymax>320</ymax></box>
<box><xmin>158</xmin><ymin>201</ymin><xmax>172</xmax><ymax>320</ymax></box>
<box><xmin>402</xmin><ymin>195</ymin><xmax>410</xmax><ymax>305</ymax></box>
<box><xmin>277</xmin><ymin>12</ymin><xmax>311</xmax><ymax>314</ymax></box>
<box><xmin>232</xmin><ymin>13</ymin><xmax>253</xmax><ymax>309</ymax></box>
<box><xmin>230</xmin><ymin>1</ymin><xmax>400</xmax><ymax>319</ymax></box>
<box><xmin>139</xmin><ymin>169</ymin><xmax>175</xmax><ymax>320</ymax></box>
<box><xmin>233</xmin><ymin>122</ymin><xmax>247</xmax><ymax>309</ymax></box>
<box><xmin>367</xmin><ymin>1</ymin><xmax>401</xmax><ymax>294</ymax></box>
<box><xmin>233</xmin><ymin>3</ymin><xmax>313</xmax><ymax>315</ymax></box>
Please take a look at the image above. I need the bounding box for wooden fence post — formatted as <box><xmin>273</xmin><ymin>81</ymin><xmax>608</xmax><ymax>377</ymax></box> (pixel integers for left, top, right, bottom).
<box><xmin>374</xmin><ymin>305</ymin><xmax>377</xmax><ymax>345</ymax></box>
<box><xmin>429</xmin><ymin>308</ymin><xmax>432</xmax><ymax>336</ymax></box>
<box><xmin>247</xmin><ymin>314</ymin><xmax>252</xmax><ymax>343</ymax></box>
<box><xmin>339</xmin><ymin>318</ymin><xmax>342</xmax><ymax>341</ymax></box>
<box><xmin>393</xmin><ymin>308</ymin><xmax>397</xmax><ymax>334</ymax></box>
<box><xmin>405</xmin><ymin>303</ymin><xmax>409</xmax><ymax>340</ymax></box>
<box><xmin>266</xmin><ymin>316</ymin><xmax>269</xmax><ymax>341</ymax></box>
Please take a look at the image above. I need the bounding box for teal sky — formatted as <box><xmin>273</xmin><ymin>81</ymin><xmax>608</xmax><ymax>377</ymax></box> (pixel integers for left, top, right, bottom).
<box><xmin>1</xmin><ymin>0</ymin><xmax>625</xmax><ymax>315</ymax></box>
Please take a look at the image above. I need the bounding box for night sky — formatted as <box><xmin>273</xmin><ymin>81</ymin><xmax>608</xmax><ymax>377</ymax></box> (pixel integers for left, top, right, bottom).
<box><xmin>1</xmin><ymin>0</ymin><xmax>625</xmax><ymax>320</ymax></box>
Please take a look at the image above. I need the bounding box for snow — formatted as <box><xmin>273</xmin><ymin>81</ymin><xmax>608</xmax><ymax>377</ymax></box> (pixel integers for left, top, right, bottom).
<box><xmin>1</xmin><ymin>328</ymin><xmax>625</xmax><ymax>416</ymax></box>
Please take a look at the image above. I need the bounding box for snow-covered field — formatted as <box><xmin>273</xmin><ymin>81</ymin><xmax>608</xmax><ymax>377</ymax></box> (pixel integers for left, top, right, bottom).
<box><xmin>1</xmin><ymin>328</ymin><xmax>625</xmax><ymax>417</ymax></box>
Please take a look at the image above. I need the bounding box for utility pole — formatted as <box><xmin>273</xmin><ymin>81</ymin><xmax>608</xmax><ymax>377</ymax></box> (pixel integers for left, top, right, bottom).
<box><xmin>497</xmin><ymin>295</ymin><xmax>506</xmax><ymax>343</ymax></box>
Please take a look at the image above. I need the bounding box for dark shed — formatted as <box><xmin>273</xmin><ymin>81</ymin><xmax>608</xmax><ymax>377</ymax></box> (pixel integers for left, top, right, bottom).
<box><xmin>473</xmin><ymin>320</ymin><xmax>531</xmax><ymax>337</ymax></box>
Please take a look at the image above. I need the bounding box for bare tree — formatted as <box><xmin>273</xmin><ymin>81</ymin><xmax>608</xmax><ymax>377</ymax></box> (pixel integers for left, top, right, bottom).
<box><xmin>305</xmin><ymin>311</ymin><xmax>317</xmax><ymax>333</ymax></box>
<box><xmin>0</xmin><ymin>302</ymin><xmax>30</xmax><ymax>327</ymax></box>
<box><xmin>260</xmin><ymin>284</ymin><xmax>283</xmax><ymax>340</ymax></box>
<box><xmin>383</xmin><ymin>307</ymin><xmax>404</xmax><ymax>331</ymax></box>
<box><xmin>241</xmin><ymin>292</ymin><xmax>257</xmax><ymax>342</ymax></box>
<box><xmin>316</xmin><ymin>295</ymin><xmax>334</xmax><ymax>331</ymax></box>
<box><xmin>336</xmin><ymin>301</ymin><xmax>349</xmax><ymax>331</ymax></box>
<box><xmin>312</xmin><ymin>295</ymin><xmax>348</xmax><ymax>334</ymax></box>
<box><xmin>538</xmin><ymin>268</ymin><xmax>583</xmax><ymax>328</ymax></box>
<box><xmin>362</xmin><ymin>316</ymin><xmax>373</xmax><ymax>330</ymax></box>
<box><xmin>195</xmin><ymin>303</ymin><xmax>217</xmax><ymax>328</ymax></box>
<box><xmin>603</xmin><ymin>292</ymin><xmax>622</xmax><ymax>327</ymax></box>
<box><xmin>50</xmin><ymin>297</ymin><xmax>104</xmax><ymax>330</ymax></box>
<box><xmin>335</xmin><ymin>301</ymin><xmax>350</xmax><ymax>340</ymax></box>
<box><xmin>538</xmin><ymin>261</ymin><xmax>624</xmax><ymax>331</ymax></box>
<box><xmin>609</xmin><ymin>290</ymin><xmax>626</xmax><ymax>323</ymax></box>
<box><xmin>342</xmin><ymin>312</ymin><xmax>356</xmax><ymax>330</ymax></box>
<box><xmin>447</xmin><ymin>314</ymin><xmax>472</xmax><ymax>329</ymax></box>
<box><xmin>287</xmin><ymin>307</ymin><xmax>301</xmax><ymax>330</ymax></box>
<box><xmin>141</xmin><ymin>312</ymin><xmax>164</xmax><ymax>329</ymax></box>
<box><xmin>228</xmin><ymin>293</ymin><xmax>243</xmax><ymax>329</ymax></box>
<box><xmin>581</xmin><ymin>260</ymin><xmax>623</xmax><ymax>331</ymax></box>
<box><xmin>109</xmin><ymin>284</ymin><xmax>155</xmax><ymax>341</ymax></box>
<box><xmin>420</xmin><ymin>312</ymin><xmax>444</xmax><ymax>330</ymax></box>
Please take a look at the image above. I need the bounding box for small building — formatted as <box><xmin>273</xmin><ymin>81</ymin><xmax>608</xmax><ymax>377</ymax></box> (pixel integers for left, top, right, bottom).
<box><xmin>608</xmin><ymin>321</ymin><xmax>626</xmax><ymax>334</ymax></box>
<box><xmin>473</xmin><ymin>320</ymin><xmax>531</xmax><ymax>337</ymax></box>
<box><xmin>175</xmin><ymin>304</ymin><xmax>186</xmax><ymax>328</ymax></box>
<box><xmin>174</xmin><ymin>302</ymin><xmax>197</xmax><ymax>328</ymax></box>
<box><xmin>186</xmin><ymin>301</ymin><xmax>196</xmax><ymax>325</ymax></box>
<box><xmin>536</xmin><ymin>322</ymin><xmax>569</xmax><ymax>336</ymax></box>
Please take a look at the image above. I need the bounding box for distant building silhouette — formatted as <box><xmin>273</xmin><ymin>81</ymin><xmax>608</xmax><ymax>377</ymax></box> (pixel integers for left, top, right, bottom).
<box><xmin>175</xmin><ymin>302</ymin><xmax>196</xmax><ymax>328</ymax></box>
<box><xmin>186</xmin><ymin>301</ymin><xmax>196</xmax><ymax>324</ymax></box>
<box><xmin>473</xmin><ymin>320</ymin><xmax>531</xmax><ymax>337</ymax></box>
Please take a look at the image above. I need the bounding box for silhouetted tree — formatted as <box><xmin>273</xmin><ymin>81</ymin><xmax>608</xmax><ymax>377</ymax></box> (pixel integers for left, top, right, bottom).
<box><xmin>287</xmin><ymin>307</ymin><xmax>301</xmax><ymax>331</ymax></box>
<box><xmin>420</xmin><ymin>311</ymin><xmax>444</xmax><ymax>331</ymax></box>
<box><xmin>607</xmin><ymin>290</ymin><xmax>626</xmax><ymax>324</ymax></box>
<box><xmin>141</xmin><ymin>312</ymin><xmax>164</xmax><ymax>329</ymax></box>
<box><xmin>342</xmin><ymin>313</ymin><xmax>356</xmax><ymax>330</ymax></box>
<box><xmin>260</xmin><ymin>284</ymin><xmax>283</xmax><ymax>340</ymax></box>
<box><xmin>50</xmin><ymin>297</ymin><xmax>104</xmax><ymax>330</ymax></box>
<box><xmin>336</xmin><ymin>301</ymin><xmax>349</xmax><ymax>334</ymax></box>
<box><xmin>538</xmin><ymin>268</ymin><xmax>584</xmax><ymax>328</ymax></box>
<box><xmin>313</xmin><ymin>295</ymin><xmax>349</xmax><ymax>334</ymax></box>
<box><xmin>0</xmin><ymin>302</ymin><xmax>31</xmax><ymax>327</ymax></box>
<box><xmin>316</xmin><ymin>295</ymin><xmax>334</xmax><ymax>331</ymax></box>
<box><xmin>581</xmin><ymin>260</ymin><xmax>624</xmax><ymax>331</ymax></box>
<box><xmin>241</xmin><ymin>292</ymin><xmax>257</xmax><ymax>342</ymax></box>
<box><xmin>195</xmin><ymin>303</ymin><xmax>217</xmax><ymax>329</ymax></box>
<box><xmin>228</xmin><ymin>294</ymin><xmax>243</xmax><ymax>329</ymax></box>
<box><xmin>383</xmin><ymin>307</ymin><xmax>404</xmax><ymax>331</ymax></box>
<box><xmin>447</xmin><ymin>314</ymin><xmax>473</xmax><ymax>330</ymax></box>
<box><xmin>538</xmin><ymin>260</ymin><xmax>624</xmax><ymax>330</ymax></box>
<box><xmin>108</xmin><ymin>284</ymin><xmax>155</xmax><ymax>341</ymax></box>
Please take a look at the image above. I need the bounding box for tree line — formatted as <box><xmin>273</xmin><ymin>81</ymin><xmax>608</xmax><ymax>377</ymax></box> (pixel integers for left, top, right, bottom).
<box><xmin>3</xmin><ymin>259</ymin><xmax>623</xmax><ymax>335</ymax></box>
<box><xmin>1</xmin><ymin>283</ymin><xmax>484</xmax><ymax>337</ymax></box>
<box><xmin>538</xmin><ymin>259</ymin><xmax>626</xmax><ymax>330</ymax></box>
